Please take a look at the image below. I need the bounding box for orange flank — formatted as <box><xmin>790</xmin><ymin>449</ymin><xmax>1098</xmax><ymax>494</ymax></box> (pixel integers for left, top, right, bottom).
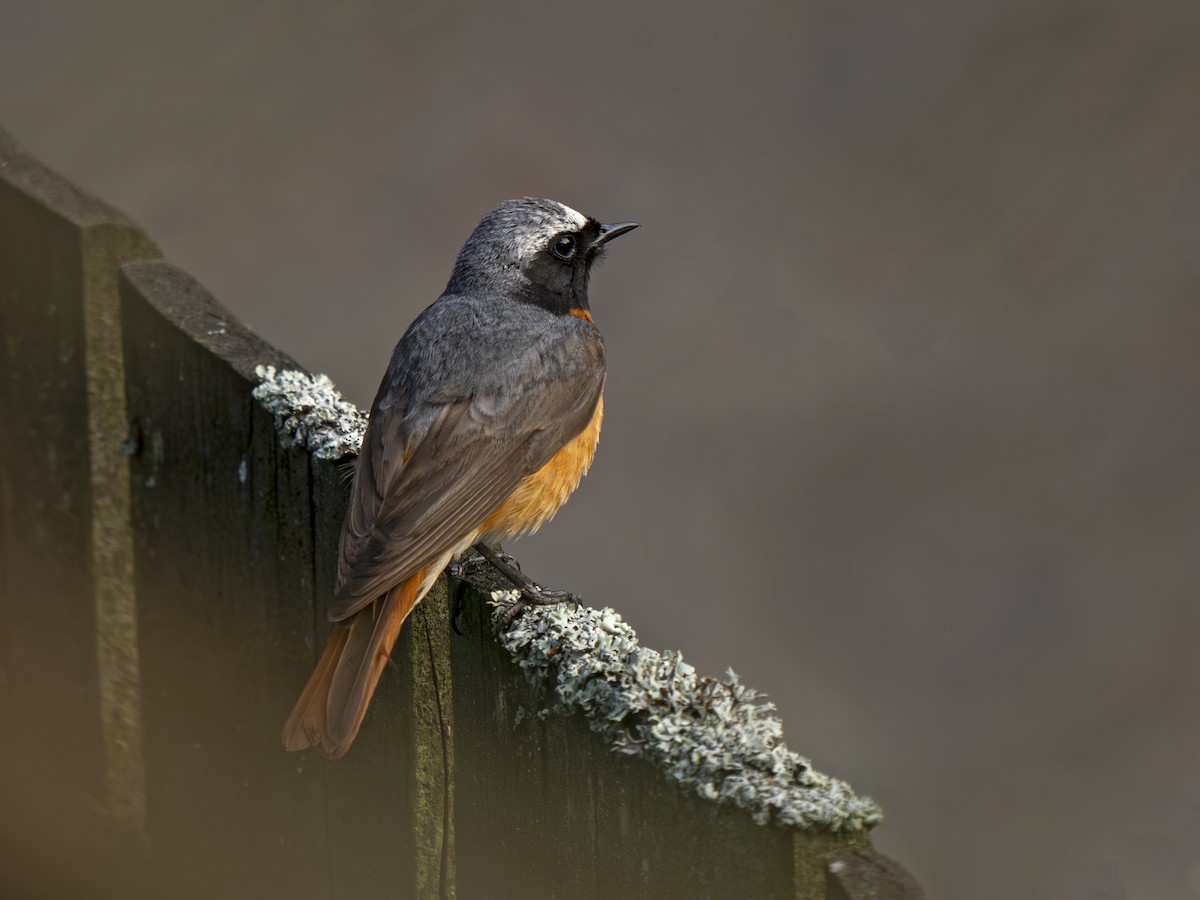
<box><xmin>480</xmin><ymin>394</ymin><xmax>603</xmax><ymax>538</ymax></box>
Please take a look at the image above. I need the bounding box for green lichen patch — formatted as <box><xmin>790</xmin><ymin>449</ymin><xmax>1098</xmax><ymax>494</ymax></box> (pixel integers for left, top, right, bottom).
<box><xmin>251</xmin><ymin>365</ymin><xmax>368</xmax><ymax>460</ymax></box>
<box><xmin>490</xmin><ymin>597</ymin><xmax>883</xmax><ymax>832</ymax></box>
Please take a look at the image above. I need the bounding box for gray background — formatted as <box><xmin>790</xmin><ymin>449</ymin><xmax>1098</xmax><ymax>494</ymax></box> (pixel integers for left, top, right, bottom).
<box><xmin>3</xmin><ymin>1</ymin><xmax>1198</xmax><ymax>896</ymax></box>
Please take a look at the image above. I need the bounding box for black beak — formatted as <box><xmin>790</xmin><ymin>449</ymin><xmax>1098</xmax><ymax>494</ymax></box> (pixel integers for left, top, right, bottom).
<box><xmin>592</xmin><ymin>221</ymin><xmax>639</xmax><ymax>248</ymax></box>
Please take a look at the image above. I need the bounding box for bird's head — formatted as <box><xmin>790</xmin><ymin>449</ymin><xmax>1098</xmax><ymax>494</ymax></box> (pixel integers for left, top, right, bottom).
<box><xmin>447</xmin><ymin>197</ymin><xmax>638</xmax><ymax>316</ymax></box>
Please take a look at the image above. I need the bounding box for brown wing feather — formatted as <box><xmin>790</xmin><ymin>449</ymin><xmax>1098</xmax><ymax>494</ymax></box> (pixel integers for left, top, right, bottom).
<box><xmin>330</xmin><ymin>326</ymin><xmax>605</xmax><ymax>622</ymax></box>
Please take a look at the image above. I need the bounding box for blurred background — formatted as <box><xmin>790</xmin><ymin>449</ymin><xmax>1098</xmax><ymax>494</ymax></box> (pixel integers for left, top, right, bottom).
<box><xmin>3</xmin><ymin>1</ymin><xmax>1198</xmax><ymax>896</ymax></box>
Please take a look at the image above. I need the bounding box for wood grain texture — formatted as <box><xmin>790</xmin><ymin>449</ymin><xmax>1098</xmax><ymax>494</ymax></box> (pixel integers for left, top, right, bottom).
<box><xmin>0</xmin><ymin>125</ymin><xmax>159</xmax><ymax>897</ymax></box>
<box><xmin>120</xmin><ymin>261</ymin><xmax>429</xmax><ymax>898</ymax></box>
<box><xmin>447</xmin><ymin>567</ymin><xmax>890</xmax><ymax>900</ymax></box>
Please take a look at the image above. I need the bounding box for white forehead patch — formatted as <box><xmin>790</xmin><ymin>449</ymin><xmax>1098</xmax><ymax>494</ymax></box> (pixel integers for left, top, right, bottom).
<box><xmin>558</xmin><ymin>202</ymin><xmax>587</xmax><ymax>229</ymax></box>
<box><xmin>511</xmin><ymin>201</ymin><xmax>589</xmax><ymax>260</ymax></box>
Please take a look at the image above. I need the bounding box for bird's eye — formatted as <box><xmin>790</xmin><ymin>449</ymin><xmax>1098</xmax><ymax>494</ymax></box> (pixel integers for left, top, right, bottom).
<box><xmin>552</xmin><ymin>233</ymin><xmax>577</xmax><ymax>260</ymax></box>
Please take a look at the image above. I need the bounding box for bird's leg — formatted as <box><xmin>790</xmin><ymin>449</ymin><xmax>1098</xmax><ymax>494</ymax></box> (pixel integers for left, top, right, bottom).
<box><xmin>472</xmin><ymin>542</ymin><xmax>577</xmax><ymax>603</ymax></box>
<box><xmin>447</xmin><ymin>551</ymin><xmax>483</xmax><ymax>635</ymax></box>
<box><xmin>447</xmin><ymin>547</ymin><xmax>516</xmax><ymax>634</ymax></box>
<box><xmin>447</xmin><ymin>568</ymin><xmax>468</xmax><ymax>636</ymax></box>
<box><xmin>471</xmin><ymin>542</ymin><xmax>582</xmax><ymax>630</ymax></box>
<box><xmin>447</xmin><ymin>552</ymin><xmax>489</xmax><ymax>635</ymax></box>
<box><xmin>454</xmin><ymin>545</ymin><xmax>521</xmax><ymax>572</ymax></box>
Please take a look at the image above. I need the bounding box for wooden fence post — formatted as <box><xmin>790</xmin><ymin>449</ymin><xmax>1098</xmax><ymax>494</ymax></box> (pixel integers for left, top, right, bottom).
<box><xmin>0</xmin><ymin>126</ymin><xmax>159</xmax><ymax>896</ymax></box>
<box><xmin>119</xmin><ymin>260</ymin><xmax>457</xmax><ymax>899</ymax></box>
<box><xmin>445</xmin><ymin>562</ymin><xmax>913</xmax><ymax>900</ymax></box>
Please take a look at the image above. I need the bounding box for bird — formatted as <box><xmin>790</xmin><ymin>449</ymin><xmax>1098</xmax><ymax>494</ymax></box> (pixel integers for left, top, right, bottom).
<box><xmin>282</xmin><ymin>197</ymin><xmax>638</xmax><ymax>758</ymax></box>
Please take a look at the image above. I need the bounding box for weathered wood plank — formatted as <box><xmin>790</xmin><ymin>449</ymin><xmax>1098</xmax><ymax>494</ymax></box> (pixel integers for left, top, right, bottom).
<box><xmin>120</xmin><ymin>260</ymin><xmax>452</xmax><ymax>898</ymax></box>
<box><xmin>448</xmin><ymin>573</ymin><xmax>801</xmax><ymax>898</ymax></box>
<box><xmin>250</xmin><ymin>360</ymin><xmax>435</xmax><ymax>899</ymax></box>
<box><xmin>447</xmin><ymin>561</ymin><xmax>909</xmax><ymax>900</ymax></box>
<box><xmin>399</xmin><ymin>580</ymin><xmax>456</xmax><ymax>900</ymax></box>
<box><xmin>120</xmin><ymin>260</ymin><xmax>328</xmax><ymax>897</ymax></box>
<box><xmin>446</xmin><ymin>561</ymin><xmax>921</xmax><ymax>897</ymax></box>
<box><xmin>0</xmin><ymin>125</ymin><xmax>159</xmax><ymax>897</ymax></box>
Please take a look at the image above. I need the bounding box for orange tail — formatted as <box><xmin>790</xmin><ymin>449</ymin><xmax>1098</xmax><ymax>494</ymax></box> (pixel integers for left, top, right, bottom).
<box><xmin>282</xmin><ymin>566</ymin><xmax>428</xmax><ymax>758</ymax></box>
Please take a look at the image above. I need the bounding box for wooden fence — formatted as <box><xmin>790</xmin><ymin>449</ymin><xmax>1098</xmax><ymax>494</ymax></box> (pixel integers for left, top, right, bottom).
<box><xmin>0</xmin><ymin>125</ymin><xmax>924</xmax><ymax>899</ymax></box>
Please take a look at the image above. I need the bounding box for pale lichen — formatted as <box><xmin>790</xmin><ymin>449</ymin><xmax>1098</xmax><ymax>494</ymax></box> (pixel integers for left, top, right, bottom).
<box><xmin>490</xmin><ymin>600</ymin><xmax>883</xmax><ymax>832</ymax></box>
<box><xmin>251</xmin><ymin>365</ymin><xmax>368</xmax><ymax>460</ymax></box>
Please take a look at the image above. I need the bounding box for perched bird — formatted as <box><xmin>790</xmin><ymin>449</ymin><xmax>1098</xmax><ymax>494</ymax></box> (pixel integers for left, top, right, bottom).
<box><xmin>282</xmin><ymin>198</ymin><xmax>638</xmax><ymax>758</ymax></box>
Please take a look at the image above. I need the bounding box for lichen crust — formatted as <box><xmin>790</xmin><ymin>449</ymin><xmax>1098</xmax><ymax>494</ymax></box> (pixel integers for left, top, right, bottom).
<box><xmin>491</xmin><ymin>598</ymin><xmax>883</xmax><ymax>832</ymax></box>
<box><xmin>251</xmin><ymin>365</ymin><xmax>368</xmax><ymax>460</ymax></box>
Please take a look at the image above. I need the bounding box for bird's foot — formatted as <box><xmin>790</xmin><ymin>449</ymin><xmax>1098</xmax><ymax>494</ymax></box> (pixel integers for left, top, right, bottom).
<box><xmin>494</xmin><ymin>587</ymin><xmax>582</xmax><ymax>632</ymax></box>
<box><xmin>470</xmin><ymin>542</ymin><xmax>582</xmax><ymax>631</ymax></box>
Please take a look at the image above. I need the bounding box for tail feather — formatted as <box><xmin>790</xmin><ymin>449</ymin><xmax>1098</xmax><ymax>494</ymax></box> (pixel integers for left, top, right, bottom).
<box><xmin>325</xmin><ymin>568</ymin><xmax>427</xmax><ymax>754</ymax></box>
<box><xmin>281</xmin><ymin>622</ymin><xmax>349</xmax><ymax>754</ymax></box>
<box><xmin>281</xmin><ymin>566</ymin><xmax>429</xmax><ymax>758</ymax></box>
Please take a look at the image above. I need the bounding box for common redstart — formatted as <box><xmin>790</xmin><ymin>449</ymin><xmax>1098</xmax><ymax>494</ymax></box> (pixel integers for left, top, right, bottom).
<box><xmin>283</xmin><ymin>198</ymin><xmax>638</xmax><ymax>758</ymax></box>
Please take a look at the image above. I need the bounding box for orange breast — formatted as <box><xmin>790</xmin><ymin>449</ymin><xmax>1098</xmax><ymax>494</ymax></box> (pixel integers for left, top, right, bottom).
<box><xmin>479</xmin><ymin>394</ymin><xmax>603</xmax><ymax>539</ymax></box>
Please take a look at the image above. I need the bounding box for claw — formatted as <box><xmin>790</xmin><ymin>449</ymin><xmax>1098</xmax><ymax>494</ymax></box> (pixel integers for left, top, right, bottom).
<box><xmin>471</xmin><ymin>542</ymin><xmax>582</xmax><ymax>631</ymax></box>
